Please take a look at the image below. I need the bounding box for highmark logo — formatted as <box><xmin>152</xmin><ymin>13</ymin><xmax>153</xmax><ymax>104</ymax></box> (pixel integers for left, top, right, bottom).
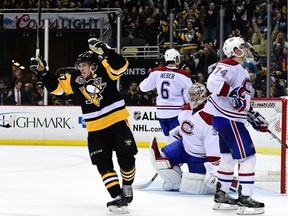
<box><xmin>1</xmin><ymin>113</ymin><xmax>73</xmax><ymax>129</ymax></box>
<box><xmin>78</xmin><ymin>117</ymin><xmax>86</xmax><ymax>128</ymax></box>
<box><xmin>0</xmin><ymin>113</ymin><xmax>14</xmax><ymax>128</ymax></box>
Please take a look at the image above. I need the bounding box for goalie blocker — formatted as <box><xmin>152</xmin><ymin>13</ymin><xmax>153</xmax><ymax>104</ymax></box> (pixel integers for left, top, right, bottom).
<box><xmin>149</xmin><ymin>137</ymin><xmax>216</xmax><ymax>194</ymax></box>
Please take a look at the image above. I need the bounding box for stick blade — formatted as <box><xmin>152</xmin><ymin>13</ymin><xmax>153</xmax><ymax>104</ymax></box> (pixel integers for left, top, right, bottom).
<box><xmin>133</xmin><ymin>173</ymin><xmax>158</xmax><ymax>189</ymax></box>
<box><xmin>133</xmin><ymin>182</ymin><xmax>152</xmax><ymax>189</ymax></box>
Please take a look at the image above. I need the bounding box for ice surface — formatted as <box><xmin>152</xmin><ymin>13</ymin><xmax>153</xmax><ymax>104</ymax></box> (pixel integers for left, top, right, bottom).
<box><xmin>0</xmin><ymin>146</ymin><xmax>287</xmax><ymax>216</ymax></box>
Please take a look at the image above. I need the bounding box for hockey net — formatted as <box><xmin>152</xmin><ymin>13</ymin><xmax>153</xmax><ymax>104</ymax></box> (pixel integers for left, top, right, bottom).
<box><xmin>249</xmin><ymin>98</ymin><xmax>287</xmax><ymax>194</ymax></box>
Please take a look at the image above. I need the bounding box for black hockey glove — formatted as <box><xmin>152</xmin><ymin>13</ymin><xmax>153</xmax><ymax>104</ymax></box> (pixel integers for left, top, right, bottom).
<box><xmin>88</xmin><ymin>38</ymin><xmax>111</xmax><ymax>59</ymax></box>
<box><xmin>30</xmin><ymin>55</ymin><xmax>48</xmax><ymax>78</ymax></box>
<box><xmin>247</xmin><ymin>109</ymin><xmax>269</xmax><ymax>132</ymax></box>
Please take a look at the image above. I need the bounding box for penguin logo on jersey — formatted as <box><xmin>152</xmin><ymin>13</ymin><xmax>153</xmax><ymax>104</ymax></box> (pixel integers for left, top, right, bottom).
<box><xmin>80</xmin><ymin>78</ymin><xmax>107</xmax><ymax>106</ymax></box>
<box><xmin>125</xmin><ymin>139</ymin><xmax>133</xmax><ymax>146</ymax></box>
<box><xmin>181</xmin><ymin>120</ymin><xmax>194</xmax><ymax>135</ymax></box>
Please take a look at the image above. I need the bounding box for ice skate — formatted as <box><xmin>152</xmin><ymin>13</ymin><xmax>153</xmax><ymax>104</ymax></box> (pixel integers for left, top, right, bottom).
<box><xmin>123</xmin><ymin>184</ymin><xmax>133</xmax><ymax>203</ymax></box>
<box><xmin>213</xmin><ymin>182</ymin><xmax>238</xmax><ymax>210</ymax></box>
<box><xmin>107</xmin><ymin>193</ymin><xmax>129</xmax><ymax>214</ymax></box>
<box><xmin>236</xmin><ymin>185</ymin><xmax>265</xmax><ymax>215</ymax></box>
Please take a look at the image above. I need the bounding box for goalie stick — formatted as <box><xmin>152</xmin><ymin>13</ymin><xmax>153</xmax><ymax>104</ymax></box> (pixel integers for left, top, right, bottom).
<box><xmin>133</xmin><ymin>173</ymin><xmax>158</xmax><ymax>189</ymax></box>
<box><xmin>0</xmin><ymin>115</ymin><xmax>16</xmax><ymax>128</ymax></box>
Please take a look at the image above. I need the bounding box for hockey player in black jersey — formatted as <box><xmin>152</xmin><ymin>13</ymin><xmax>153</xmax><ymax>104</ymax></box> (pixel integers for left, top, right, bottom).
<box><xmin>30</xmin><ymin>38</ymin><xmax>138</xmax><ymax>214</ymax></box>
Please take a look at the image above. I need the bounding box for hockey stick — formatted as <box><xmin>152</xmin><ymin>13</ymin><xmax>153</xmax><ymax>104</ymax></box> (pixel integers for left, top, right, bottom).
<box><xmin>268</xmin><ymin>130</ymin><xmax>288</xmax><ymax>149</ymax></box>
<box><xmin>35</xmin><ymin>0</ymin><xmax>41</xmax><ymax>57</ymax></box>
<box><xmin>133</xmin><ymin>173</ymin><xmax>158</xmax><ymax>189</ymax></box>
<box><xmin>245</xmin><ymin>110</ymin><xmax>288</xmax><ymax>149</ymax></box>
<box><xmin>0</xmin><ymin>115</ymin><xmax>16</xmax><ymax>128</ymax></box>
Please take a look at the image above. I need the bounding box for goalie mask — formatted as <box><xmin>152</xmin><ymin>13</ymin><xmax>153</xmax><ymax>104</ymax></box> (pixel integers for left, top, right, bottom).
<box><xmin>188</xmin><ymin>83</ymin><xmax>207</xmax><ymax>109</ymax></box>
<box><xmin>223</xmin><ymin>37</ymin><xmax>245</xmax><ymax>58</ymax></box>
<box><xmin>164</xmin><ymin>48</ymin><xmax>181</xmax><ymax>65</ymax></box>
<box><xmin>76</xmin><ymin>51</ymin><xmax>99</xmax><ymax>75</ymax></box>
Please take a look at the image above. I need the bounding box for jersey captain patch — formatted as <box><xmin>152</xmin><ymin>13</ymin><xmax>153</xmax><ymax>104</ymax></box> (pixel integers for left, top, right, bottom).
<box><xmin>80</xmin><ymin>77</ymin><xmax>107</xmax><ymax>106</ymax></box>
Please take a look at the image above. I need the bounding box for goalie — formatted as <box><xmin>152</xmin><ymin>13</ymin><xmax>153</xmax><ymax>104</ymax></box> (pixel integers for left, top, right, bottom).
<box><xmin>149</xmin><ymin>83</ymin><xmax>222</xmax><ymax>195</ymax></box>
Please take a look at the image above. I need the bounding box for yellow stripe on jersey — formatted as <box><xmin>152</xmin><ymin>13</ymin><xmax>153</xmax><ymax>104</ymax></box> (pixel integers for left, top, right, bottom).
<box><xmin>85</xmin><ymin>108</ymin><xmax>130</xmax><ymax>131</ymax></box>
<box><xmin>51</xmin><ymin>84</ymin><xmax>64</xmax><ymax>95</ymax></box>
<box><xmin>51</xmin><ymin>73</ymin><xmax>74</xmax><ymax>95</ymax></box>
<box><xmin>102</xmin><ymin>59</ymin><xmax>129</xmax><ymax>81</ymax></box>
<box><xmin>110</xmin><ymin>59</ymin><xmax>129</xmax><ymax>75</ymax></box>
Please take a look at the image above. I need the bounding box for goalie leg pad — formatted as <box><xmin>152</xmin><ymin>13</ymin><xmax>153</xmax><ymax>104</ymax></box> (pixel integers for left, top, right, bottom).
<box><xmin>179</xmin><ymin>172</ymin><xmax>215</xmax><ymax>194</ymax></box>
<box><xmin>149</xmin><ymin>137</ymin><xmax>182</xmax><ymax>191</ymax></box>
<box><xmin>160</xmin><ymin>165</ymin><xmax>182</xmax><ymax>191</ymax></box>
<box><xmin>149</xmin><ymin>156</ymin><xmax>181</xmax><ymax>191</ymax></box>
<box><xmin>203</xmin><ymin>162</ymin><xmax>218</xmax><ymax>189</ymax></box>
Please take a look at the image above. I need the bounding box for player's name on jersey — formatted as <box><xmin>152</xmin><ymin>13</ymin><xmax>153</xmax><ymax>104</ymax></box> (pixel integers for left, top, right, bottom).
<box><xmin>160</xmin><ymin>73</ymin><xmax>175</xmax><ymax>79</ymax></box>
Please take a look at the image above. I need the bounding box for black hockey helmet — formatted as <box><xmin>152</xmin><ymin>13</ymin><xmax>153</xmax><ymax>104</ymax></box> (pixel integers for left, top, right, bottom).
<box><xmin>76</xmin><ymin>51</ymin><xmax>98</xmax><ymax>66</ymax></box>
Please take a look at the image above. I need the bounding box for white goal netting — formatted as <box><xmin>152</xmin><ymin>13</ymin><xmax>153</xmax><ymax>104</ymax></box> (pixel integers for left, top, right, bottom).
<box><xmin>249</xmin><ymin>98</ymin><xmax>287</xmax><ymax>194</ymax></box>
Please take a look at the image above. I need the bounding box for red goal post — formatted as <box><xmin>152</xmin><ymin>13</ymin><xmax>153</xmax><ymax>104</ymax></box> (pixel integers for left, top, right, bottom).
<box><xmin>250</xmin><ymin>98</ymin><xmax>287</xmax><ymax>194</ymax></box>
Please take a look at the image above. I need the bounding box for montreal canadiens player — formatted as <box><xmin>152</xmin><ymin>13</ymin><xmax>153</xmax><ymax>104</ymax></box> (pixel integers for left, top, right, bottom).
<box><xmin>149</xmin><ymin>83</ymin><xmax>222</xmax><ymax>194</ymax></box>
<box><xmin>140</xmin><ymin>48</ymin><xmax>192</xmax><ymax>144</ymax></box>
<box><xmin>203</xmin><ymin>37</ymin><xmax>269</xmax><ymax>215</ymax></box>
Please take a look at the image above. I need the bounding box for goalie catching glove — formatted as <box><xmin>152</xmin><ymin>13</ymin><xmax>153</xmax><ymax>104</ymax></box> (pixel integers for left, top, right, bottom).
<box><xmin>229</xmin><ymin>86</ymin><xmax>246</xmax><ymax>112</ymax></box>
<box><xmin>247</xmin><ymin>109</ymin><xmax>269</xmax><ymax>132</ymax></box>
<box><xmin>88</xmin><ymin>38</ymin><xmax>111</xmax><ymax>59</ymax></box>
<box><xmin>30</xmin><ymin>55</ymin><xmax>48</xmax><ymax>78</ymax></box>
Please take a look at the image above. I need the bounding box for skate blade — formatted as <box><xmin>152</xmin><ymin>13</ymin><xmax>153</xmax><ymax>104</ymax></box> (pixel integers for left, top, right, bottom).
<box><xmin>213</xmin><ymin>202</ymin><xmax>238</xmax><ymax>210</ymax></box>
<box><xmin>108</xmin><ymin>205</ymin><xmax>129</xmax><ymax>214</ymax></box>
<box><xmin>237</xmin><ymin>206</ymin><xmax>265</xmax><ymax>215</ymax></box>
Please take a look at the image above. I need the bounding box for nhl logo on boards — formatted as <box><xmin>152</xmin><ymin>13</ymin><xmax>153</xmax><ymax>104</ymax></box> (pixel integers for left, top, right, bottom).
<box><xmin>133</xmin><ymin>111</ymin><xmax>158</xmax><ymax>121</ymax></box>
<box><xmin>134</xmin><ymin>111</ymin><xmax>141</xmax><ymax>120</ymax></box>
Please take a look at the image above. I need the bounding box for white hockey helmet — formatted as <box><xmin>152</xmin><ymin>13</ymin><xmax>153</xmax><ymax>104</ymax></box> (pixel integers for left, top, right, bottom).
<box><xmin>164</xmin><ymin>48</ymin><xmax>181</xmax><ymax>65</ymax></box>
<box><xmin>223</xmin><ymin>37</ymin><xmax>245</xmax><ymax>58</ymax></box>
<box><xmin>188</xmin><ymin>83</ymin><xmax>207</xmax><ymax>109</ymax></box>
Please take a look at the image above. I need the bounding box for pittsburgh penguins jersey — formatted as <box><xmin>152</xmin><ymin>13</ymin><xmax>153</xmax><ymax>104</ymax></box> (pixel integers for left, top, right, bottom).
<box><xmin>42</xmin><ymin>51</ymin><xmax>130</xmax><ymax>132</ymax></box>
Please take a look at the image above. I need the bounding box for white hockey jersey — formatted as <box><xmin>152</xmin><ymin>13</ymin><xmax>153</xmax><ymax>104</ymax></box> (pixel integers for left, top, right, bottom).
<box><xmin>203</xmin><ymin>58</ymin><xmax>252</xmax><ymax>123</ymax></box>
<box><xmin>178</xmin><ymin>109</ymin><xmax>220</xmax><ymax>159</ymax></box>
<box><xmin>139</xmin><ymin>66</ymin><xmax>192</xmax><ymax>118</ymax></box>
